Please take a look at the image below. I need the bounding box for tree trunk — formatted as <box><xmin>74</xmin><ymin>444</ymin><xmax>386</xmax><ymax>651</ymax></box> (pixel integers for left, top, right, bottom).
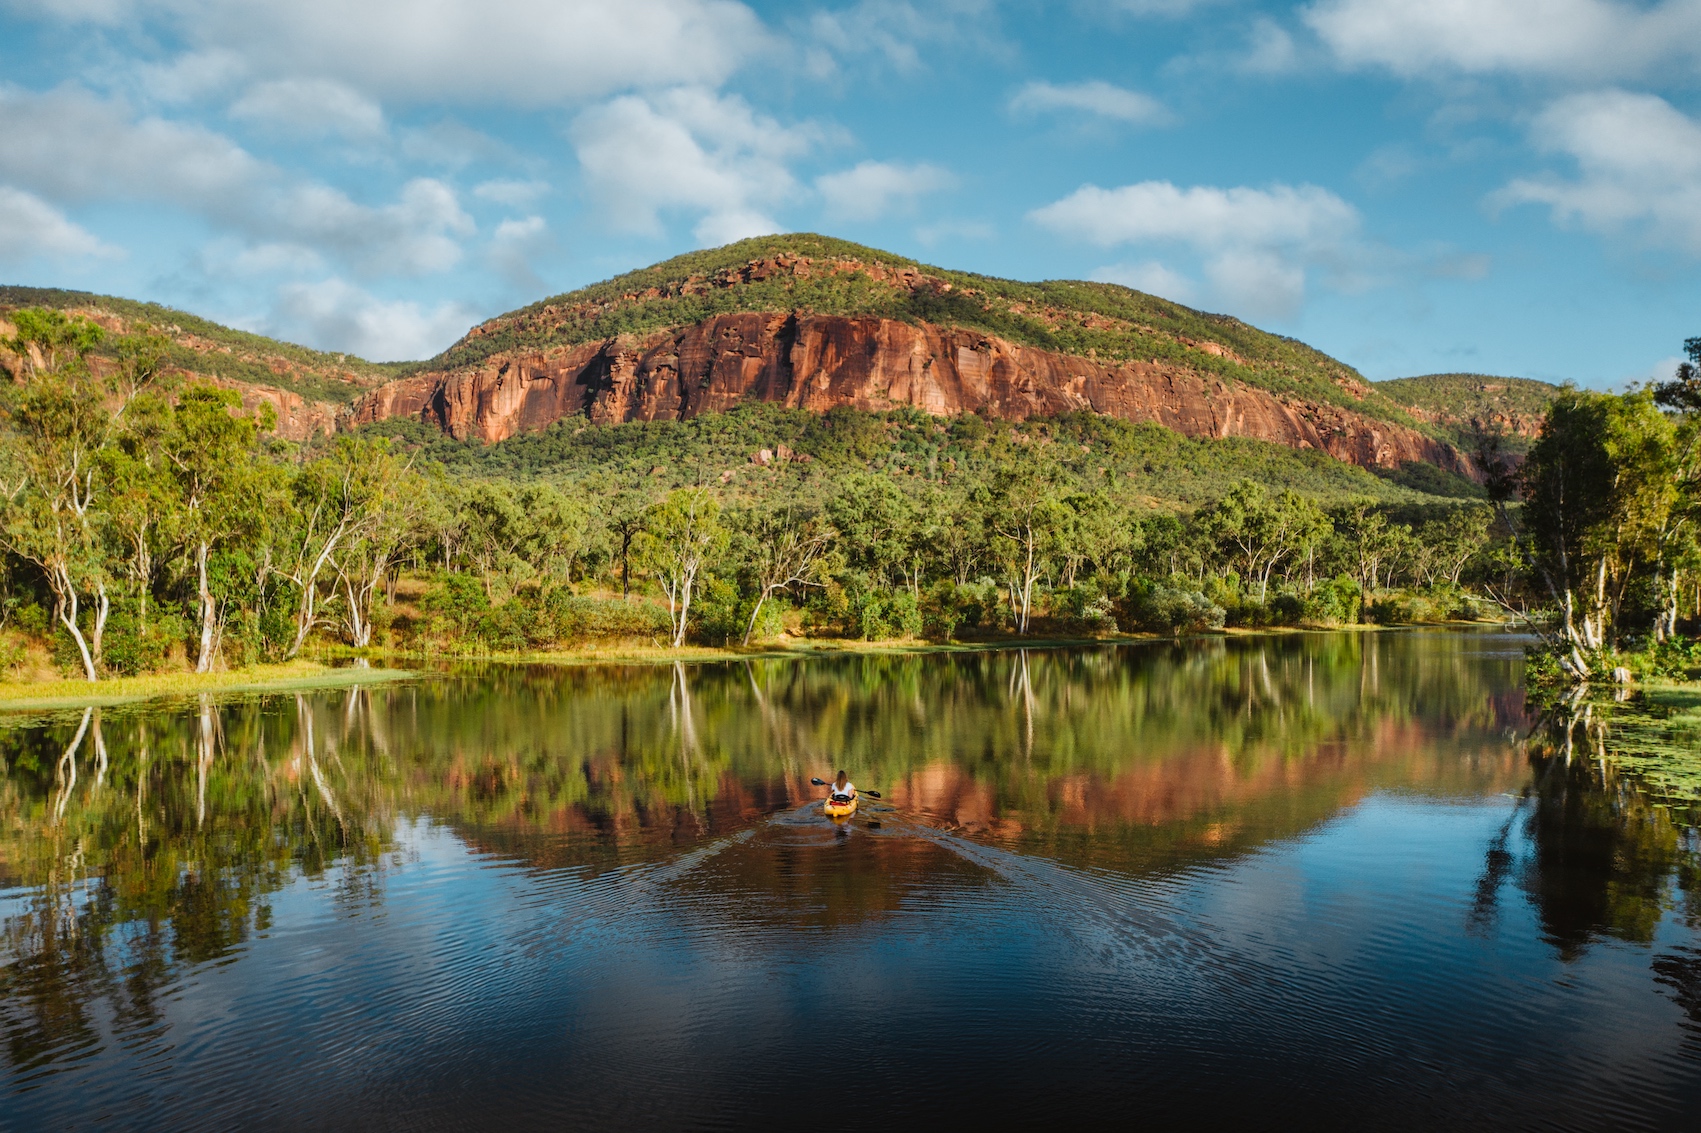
<box><xmin>196</xmin><ymin>540</ymin><xmax>216</xmax><ymax>672</ymax></box>
<box><xmin>52</xmin><ymin>566</ymin><xmax>98</xmax><ymax>681</ymax></box>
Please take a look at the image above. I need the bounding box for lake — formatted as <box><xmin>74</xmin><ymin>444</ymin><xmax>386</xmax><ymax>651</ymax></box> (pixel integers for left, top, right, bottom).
<box><xmin>2</xmin><ymin>630</ymin><xmax>1698</xmax><ymax>1130</ymax></box>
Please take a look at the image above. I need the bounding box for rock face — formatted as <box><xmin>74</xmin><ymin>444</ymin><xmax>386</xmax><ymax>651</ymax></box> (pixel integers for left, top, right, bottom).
<box><xmin>355</xmin><ymin>312</ymin><xmax>1470</xmax><ymax>474</ymax></box>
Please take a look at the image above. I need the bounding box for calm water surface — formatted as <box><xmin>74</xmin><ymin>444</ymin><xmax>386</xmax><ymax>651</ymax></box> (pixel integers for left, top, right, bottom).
<box><xmin>2</xmin><ymin>630</ymin><xmax>1698</xmax><ymax>1130</ymax></box>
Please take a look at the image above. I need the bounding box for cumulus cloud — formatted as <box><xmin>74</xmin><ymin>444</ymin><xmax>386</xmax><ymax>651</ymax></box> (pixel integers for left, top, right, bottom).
<box><xmin>1303</xmin><ymin>0</ymin><xmax>1701</xmax><ymax>80</ymax></box>
<box><xmin>1008</xmin><ymin>80</ymin><xmax>1171</xmax><ymax>126</ymax></box>
<box><xmin>0</xmin><ymin>86</ymin><xmax>474</xmax><ymax>276</ymax></box>
<box><xmin>272</xmin><ymin>277</ymin><xmax>476</xmax><ymax>361</ymax></box>
<box><xmin>571</xmin><ymin>87</ymin><xmax>813</xmax><ymax>245</ymax></box>
<box><xmin>1497</xmin><ymin>89</ymin><xmax>1701</xmax><ymax>253</ymax></box>
<box><xmin>0</xmin><ymin>185</ymin><xmax>116</xmax><ymax>262</ymax></box>
<box><xmin>229</xmin><ymin>77</ymin><xmax>384</xmax><ymax>139</ymax></box>
<box><xmin>1031</xmin><ymin>180</ymin><xmax>1363</xmax><ymax>318</ymax></box>
<box><xmin>11</xmin><ymin>0</ymin><xmax>770</xmax><ymax>106</ymax></box>
<box><xmin>815</xmin><ymin>160</ymin><xmax>954</xmax><ymax>221</ymax></box>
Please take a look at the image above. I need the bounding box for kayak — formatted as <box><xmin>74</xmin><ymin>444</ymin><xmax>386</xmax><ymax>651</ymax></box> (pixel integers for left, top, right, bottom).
<box><xmin>824</xmin><ymin>796</ymin><xmax>858</xmax><ymax>818</ymax></box>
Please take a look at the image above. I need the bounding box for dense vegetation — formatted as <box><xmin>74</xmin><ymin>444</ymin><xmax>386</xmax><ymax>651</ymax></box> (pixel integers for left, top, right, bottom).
<box><xmin>1373</xmin><ymin>373</ymin><xmax>1562</xmax><ymax>455</ymax></box>
<box><xmin>0</xmin><ymin>305</ymin><xmax>1694</xmax><ymax>686</ymax></box>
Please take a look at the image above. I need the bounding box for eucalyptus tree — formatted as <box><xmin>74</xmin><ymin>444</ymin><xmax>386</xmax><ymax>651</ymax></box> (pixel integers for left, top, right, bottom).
<box><xmin>0</xmin><ymin>312</ymin><xmax>160</xmax><ymax>678</ymax></box>
<box><xmin>735</xmin><ymin>504</ymin><xmax>835</xmax><ymax>645</ymax></box>
<box><xmin>1521</xmin><ymin>389</ymin><xmax>1674</xmax><ymax>659</ymax></box>
<box><xmin>163</xmin><ymin>385</ymin><xmax>268</xmax><ymax>671</ymax></box>
<box><xmin>333</xmin><ymin>441</ymin><xmax>430</xmax><ymax>648</ymax></box>
<box><xmin>983</xmin><ymin>457</ymin><xmax>1068</xmax><ymax>634</ymax></box>
<box><xmin>635</xmin><ymin>487</ymin><xmax>727</xmax><ymax>648</ymax></box>
<box><xmin>1195</xmin><ymin>480</ymin><xmax>1327</xmax><ymax>602</ymax></box>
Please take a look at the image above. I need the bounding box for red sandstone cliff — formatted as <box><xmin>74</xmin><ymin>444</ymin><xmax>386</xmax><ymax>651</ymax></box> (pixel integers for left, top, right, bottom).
<box><xmin>352</xmin><ymin>312</ymin><xmax>1472</xmax><ymax>474</ymax></box>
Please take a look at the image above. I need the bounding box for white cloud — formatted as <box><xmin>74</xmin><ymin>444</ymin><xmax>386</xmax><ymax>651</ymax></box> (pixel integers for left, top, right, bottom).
<box><xmin>1031</xmin><ymin>180</ymin><xmax>1363</xmax><ymax>318</ymax></box>
<box><xmin>488</xmin><ymin>215</ymin><xmax>549</xmax><ymax>289</ymax></box>
<box><xmin>229</xmin><ymin>78</ymin><xmax>384</xmax><ymax>139</ymax></box>
<box><xmin>0</xmin><ymin>185</ymin><xmax>116</xmax><ymax>261</ymax></box>
<box><xmin>1303</xmin><ymin>0</ymin><xmax>1701</xmax><ymax>80</ymax></box>
<box><xmin>201</xmin><ymin>239</ymin><xmax>324</xmax><ymax>277</ymax></box>
<box><xmin>806</xmin><ymin>0</ymin><xmax>1006</xmax><ymax>75</ymax></box>
<box><xmin>571</xmin><ymin>87</ymin><xmax>813</xmax><ymax>245</ymax></box>
<box><xmin>1008</xmin><ymin>80</ymin><xmax>1171</xmax><ymax>126</ymax></box>
<box><xmin>1238</xmin><ymin>17</ymin><xmax>1300</xmax><ymax>75</ymax></box>
<box><xmin>815</xmin><ymin>160</ymin><xmax>955</xmax><ymax>221</ymax></box>
<box><xmin>134</xmin><ymin>49</ymin><xmax>248</xmax><ymax>103</ymax></box>
<box><xmin>1497</xmin><ymin>90</ymin><xmax>1701</xmax><ymax>253</ymax></box>
<box><xmin>474</xmin><ymin>179</ymin><xmax>550</xmax><ymax>207</ymax></box>
<box><xmin>1092</xmin><ymin>259</ymin><xmax>1196</xmax><ymax>303</ymax></box>
<box><xmin>0</xmin><ymin>86</ymin><xmax>474</xmax><ymax>276</ymax></box>
<box><xmin>13</xmin><ymin>0</ymin><xmax>770</xmax><ymax>107</ymax></box>
<box><xmin>272</xmin><ymin>277</ymin><xmax>475</xmax><ymax>361</ymax></box>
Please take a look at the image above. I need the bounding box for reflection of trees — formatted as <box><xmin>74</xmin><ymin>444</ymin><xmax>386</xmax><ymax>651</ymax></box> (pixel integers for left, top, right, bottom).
<box><xmin>0</xmin><ymin>691</ymin><xmax>391</xmax><ymax>1075</ymax></box>
<box><xmin>0</xmin><ymin>630</ymin><xmax>1548</xmax><ymax>1075</ymax></box>
<box><xmin>1518</xmin><ymin>702</ymin><xmax>1696</xmax><ymax>961</ymax></box>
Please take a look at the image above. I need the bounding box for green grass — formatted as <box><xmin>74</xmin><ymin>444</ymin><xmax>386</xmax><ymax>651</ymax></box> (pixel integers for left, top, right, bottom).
<box><xmin>0</xmin><ymin>661</ymin><xmax>415</xmax><ymax>713</ymax></box>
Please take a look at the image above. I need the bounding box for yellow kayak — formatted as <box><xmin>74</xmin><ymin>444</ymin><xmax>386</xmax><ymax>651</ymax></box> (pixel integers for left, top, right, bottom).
<box><xmin>824</xmin><ymin>796</ymin><xmax>858</xmax><ymax>818</ymax></box>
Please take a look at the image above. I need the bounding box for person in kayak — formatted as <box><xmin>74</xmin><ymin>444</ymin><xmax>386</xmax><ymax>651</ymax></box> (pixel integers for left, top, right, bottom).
<box><xmin>828</xmin><ymin>770</ymin><xmax>857</xmax><ymax>807</ymax></box>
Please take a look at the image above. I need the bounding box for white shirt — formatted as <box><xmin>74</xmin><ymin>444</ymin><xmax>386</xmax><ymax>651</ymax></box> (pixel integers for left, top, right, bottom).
<box><xmin>830</xmin><ymin>780</ymin><xmax>856</xmax><ymax>802</ymax></box>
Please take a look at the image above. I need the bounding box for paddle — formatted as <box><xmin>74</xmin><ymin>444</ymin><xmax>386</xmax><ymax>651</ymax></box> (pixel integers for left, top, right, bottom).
<box><xmin>810</xmin><ymin>777</ymin><xmax>882</xmax><ymax>799</ymax></box>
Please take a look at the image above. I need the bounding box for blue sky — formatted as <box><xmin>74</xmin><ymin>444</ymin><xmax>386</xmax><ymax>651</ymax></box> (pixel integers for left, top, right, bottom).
<box><xmin>1</xmin><ymin>0</ymin><xmax>1697</xmax><ymax>385</ymax></box>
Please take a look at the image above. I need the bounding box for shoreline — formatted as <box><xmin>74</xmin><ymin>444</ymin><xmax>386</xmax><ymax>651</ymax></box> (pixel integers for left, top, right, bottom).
<box><xmin>0</xmin><ymin>661</ymin><xmax>415</xmax><ymax>713</ymax></box>
<box><xmin>0</xmin><ymin>619</ymin><xmax>1517</xmax><ymax>711</ymax></box>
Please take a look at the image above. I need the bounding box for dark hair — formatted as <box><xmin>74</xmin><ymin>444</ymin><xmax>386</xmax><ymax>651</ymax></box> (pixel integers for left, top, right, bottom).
<box><xmin>834</xmin><ymin>770</ymin><xmax>847</xmax><ymax>785</ymax></box>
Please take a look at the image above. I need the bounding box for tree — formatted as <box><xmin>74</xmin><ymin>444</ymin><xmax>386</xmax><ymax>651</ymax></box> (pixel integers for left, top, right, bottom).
<box><xmin>164</xmin><ymin>385</ymin><xmax>266</xmax><ymax>671</ymax></box>
<box><xmin>1195</xmin><ymin>481</ymin><xmax>1326</xmax><ymax>602</ymax></box>
<box><xmin>606</xmin><ymin>495</ymin><xmax>649</xmax><ymax>597</ymax></box>
<box><xmin>736</xmin><ymin>505</ymin><xmax>834</xmax><ymax>645</ymax></box>
<box><xmin>0</xmin><ymin>313</ymin><xmax>158</xmax><ymax>679</ymax></box>
<box><xmin>983</xmin><ymin>458</ymin><xmax>1068</xmax><ymax>634</ymax></box>
<box><xmin>274</xmin><ymin>443</ymin><xmax>368</xmax><ymax>658</ymax></box>
<box><xmin>333</xmin><ymin>440</ymin><xmax>429</xmax><ymax>648</ymax></box>
<box><xmin>635</xmin><ymin>488</ymin><xmax>726</xmax><ymax>647</ymax></box>
<box><xmin>1521</xmin><ymin>389</ymin><xmax>1675</xmax><ymax>661</ymax></box>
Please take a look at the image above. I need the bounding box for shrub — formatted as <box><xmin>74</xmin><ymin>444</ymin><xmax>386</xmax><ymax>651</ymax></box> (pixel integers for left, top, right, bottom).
<box><xmin>1052</xmin><ymin>582</ymin><xmax>1119</xmax><ymax>634</ymax></box>
<box><xmin>1121</xmin><ymin>580</ymin><xmax>1225</xmax><ymax>635</ymax></box>
<box><xmin>101</xmin><ymin>608</ymin><xmax>189</xmax><ymax>676</ymax></box>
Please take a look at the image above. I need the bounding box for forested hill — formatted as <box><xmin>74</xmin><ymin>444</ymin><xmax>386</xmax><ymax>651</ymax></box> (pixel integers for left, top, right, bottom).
<box><xmin>0</xmin><ymin>285</ymin><xmax>408</xmax><ymax>439</ymax></box>
<box><xmin>4</xmin><ymin>243</ymin><xmax>1557</xmax><ymax>472</ymax></box>
<box><xmin>1374</xmin><ymin>373</ymin><xmax>1563</xmax><ymax>454</ymax></box>
<box><xmin>429</xmin><ymin>233</ymin><xmax>1420</xmax><ymax>425</ymax></box>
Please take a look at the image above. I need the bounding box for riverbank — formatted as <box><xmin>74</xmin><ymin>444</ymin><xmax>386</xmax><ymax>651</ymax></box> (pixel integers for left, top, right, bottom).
<box><xmin>0</xmin><ymin>620</ymin><xmax>1506</xmax><ymax>710</ymax></box>
<box><xmin>320</xmin><ymin>619</ymin><xmax>1505</xmax><ymax>670</ymax></box>
<box><xmin>0</xmin><ymin>660</ymin><xmax>415</xmax><ymax>712</ymax></box>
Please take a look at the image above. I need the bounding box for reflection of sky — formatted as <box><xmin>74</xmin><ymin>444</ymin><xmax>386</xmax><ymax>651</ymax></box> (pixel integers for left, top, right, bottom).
<box><xmin>7</xmin><ymin>793</ymin><xmax>1698</xmax><ymax>1129</ymax></box>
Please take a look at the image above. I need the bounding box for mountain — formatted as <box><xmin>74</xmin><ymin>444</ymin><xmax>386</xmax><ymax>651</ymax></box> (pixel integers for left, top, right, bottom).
<box><xmin>351</xmin><ymin>234</ymin><xmax>1471</xmax><ymax>475</ymax></box>
<box><xmin>1373</xmin><ymin>373</ymin><xmax>1563</xmax><ymax>455</ymax></box>
<box><xmin>0</xmin><ymin>285</ymin><xmax>407</xmax><ymax>440</ymax></box>
<box><xmin>3</xmin><ymin>239</ymin><xmax>1560</xmax><ymax>476</ymax></box>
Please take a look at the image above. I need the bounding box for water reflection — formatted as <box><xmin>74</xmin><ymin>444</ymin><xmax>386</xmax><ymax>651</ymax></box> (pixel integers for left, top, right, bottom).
<box><xmin>1</xmin><ymin>630</ymin><xmax>1698</xmax><ymax>1125</ymax></box>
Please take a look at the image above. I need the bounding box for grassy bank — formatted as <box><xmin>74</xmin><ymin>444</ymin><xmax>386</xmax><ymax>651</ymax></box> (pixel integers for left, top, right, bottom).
<box><xmin>321</xmin><ymin>619</ymin><xmax>1477</xmax><ymax>671</ymax></box>
<box><xmin>0</xmin><ymin>660</ymin><xmax>414</xmax><ymax>712</ymax></box>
